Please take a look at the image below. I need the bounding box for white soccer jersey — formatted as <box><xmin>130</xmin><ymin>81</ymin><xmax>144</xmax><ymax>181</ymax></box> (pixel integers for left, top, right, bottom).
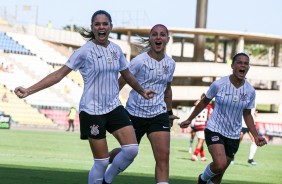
<box><xmin>125</xmin><ymin>52</ymin><xmax>176</xmax><ymax>118</ymax></box>
<box><xmin>65</xmin><ymin>41</ymin><xmax>128</xmax><ymax>115</ymax></box>
<box><xmin>205</xmin><ymin>75</ymin><xmax>256</xmax><ymax>139</ymax></box>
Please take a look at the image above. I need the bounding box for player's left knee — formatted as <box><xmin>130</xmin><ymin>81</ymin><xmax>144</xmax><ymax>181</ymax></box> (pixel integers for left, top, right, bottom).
<box><xmin>121</xmin><ymin>144</ymin><xmax>138</xmax><ymax>160</ymax></box>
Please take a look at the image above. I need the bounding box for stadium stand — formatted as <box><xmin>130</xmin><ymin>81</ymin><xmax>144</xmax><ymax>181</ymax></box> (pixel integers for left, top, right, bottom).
<box><xmin>5</xmin><ymin>52</ymin><xmax>82</xmax><ymax>107</ymax></box>
<box><xmin>53</xmin><ymin>65</ymin><xmax>84</xmax><ymax>87</ymax></box>
<box><xmin>6</xmin><ymin>32</ymin><xmax>67</xmax><ymax>65</ymax></box>
<box><xmin>0</xmin><ymin>84</ymin><xmax>56</xmax><ymax>127</ymax></box>
<box><xmin>0</xmin><ymin>54</ymin><xmax>76</xmax><ymax>128</ymax></box>
<box><xmin>40</xmin><ymin>108</ymin><xmax>79</xmax><ymax>126</ymax></box>
<box><xmin>43</xmin><ymin>40</ymin><xmax>73</xmax><ymax>58</ymax></box>
<box><xmin>0</xmin><ymin>54</ymin><xmax>72</xmax><ymax>108</ymax></box>
<box><xmin>0</xmin><ymin>32</ymin><xmax>32</xmax><ymax>55</ymax></box>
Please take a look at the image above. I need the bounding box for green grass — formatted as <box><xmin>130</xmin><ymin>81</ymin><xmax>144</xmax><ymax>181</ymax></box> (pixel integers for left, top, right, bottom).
<box><xmin>0</xmin><ymin>129</ymin><xmax>282</xmax><ymax>184</ymax></box>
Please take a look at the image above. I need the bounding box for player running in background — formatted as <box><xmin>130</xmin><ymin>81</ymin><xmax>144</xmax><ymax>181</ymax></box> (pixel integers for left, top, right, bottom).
<box><xmin>188</xmin><ymin>123</ymin><xmax>196</xmax><ymax>154</ymax></box>
<box><xmin>188</xmin><ymin>93</ymin><xmax>213</xmax><ymax>162</ymax></box>
<box><xmin>14</xmin><ymin>10</ymin><xmax>155</xmax><ymax>184</ymax></box>
<box><xmin>109</xmin><ymin>24</ymin><xmax>179</xmax><ymax>184</ymax></box>
<box><xmin>180</xmin><ymin>52</ymin><xmax>267</xmax><ymax>184</ymax></box>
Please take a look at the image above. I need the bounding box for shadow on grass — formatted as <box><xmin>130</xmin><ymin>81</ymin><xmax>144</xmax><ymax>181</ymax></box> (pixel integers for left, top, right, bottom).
<box><xmin>0</xmin><ymin>164</ymin><xmax>265</xmax><ymax>184</ymax></box>
<box><xmin>230</xmin><ymin>162</ymin><xmax>254</xmax><ymax>167</ymax></box>
<box><xmin>178</xmin><ymin>149</ymin><xmax>189</xmax><ymax>153</ymax></box>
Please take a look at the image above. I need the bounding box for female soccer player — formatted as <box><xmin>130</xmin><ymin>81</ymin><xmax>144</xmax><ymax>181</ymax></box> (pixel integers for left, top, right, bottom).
<box><xmin>14</xmin><ymin>10</ymin><xmax>155</xmax><ymax>184</ymax></box>
<box><xmin>110</xmin><ymin>24</ymin><xmax>179</xmax><ymax>184</ymax></box>
<box><xmin>180</xmin><ymin>52</ymin><xmax>267</xmax><ymax>184</ymax></box>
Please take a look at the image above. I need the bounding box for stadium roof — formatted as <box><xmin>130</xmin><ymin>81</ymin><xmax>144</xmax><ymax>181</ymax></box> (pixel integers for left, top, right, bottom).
<box><xmin>112</xmin><ymin>27</ymin><xmax>282</xmax><ymax>44</ymax></box>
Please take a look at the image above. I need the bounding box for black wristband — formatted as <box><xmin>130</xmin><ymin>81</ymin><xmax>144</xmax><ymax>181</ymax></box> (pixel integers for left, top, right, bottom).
<box><xmin>167</xmin><ymin>110</ymin><xmax>173</xmax><ymax>115</ymax></box>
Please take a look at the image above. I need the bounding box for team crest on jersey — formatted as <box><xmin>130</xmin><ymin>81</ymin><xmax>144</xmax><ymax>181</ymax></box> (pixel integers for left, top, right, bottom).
<box><xmin>163</xmin><ymin>65</ymin><xmax>169</xmax><ymax>74</ymax></box>
<box><xmin>111</xmin><ymin>51</ymin><xmax>118</xmax><ymax>60</ymax></box>
<box><xmin>240</xmin><ymin>93</ymin><xmax>248</xmax><ymax>101</ymax></box>
<box><xmin>90</xmin><ymin>124</ymin><xmax>99</xmax><ymax>136</ymax></box>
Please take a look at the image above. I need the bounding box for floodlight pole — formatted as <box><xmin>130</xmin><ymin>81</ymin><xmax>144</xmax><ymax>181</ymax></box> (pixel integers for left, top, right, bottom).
<box><xmin>193</xmin><ymin>0</ymin><xmax>208</xmax><ymax>62</ymax></box>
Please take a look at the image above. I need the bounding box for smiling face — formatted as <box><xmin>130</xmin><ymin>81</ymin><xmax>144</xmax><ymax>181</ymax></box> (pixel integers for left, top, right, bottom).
<box><xmin>231</xmin><ymin>54</ymin><xmax>250</xmax><ymax>80</ymax></box>
<box><xmin>91</xmin><ymin>14</ymin><xmax>112</xmax><ymax>46</ymax></box>
<box><xmin>149</xmin><ymin>25</ymin><xmax>170</xmax><ymax>54</ymax></box>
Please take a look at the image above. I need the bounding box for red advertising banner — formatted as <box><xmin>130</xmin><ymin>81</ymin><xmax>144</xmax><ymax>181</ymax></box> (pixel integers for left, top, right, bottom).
<box><xmin>256</xmin><ymin>122</ymin><xmax>282</xmax><ymax>137</ymax></box>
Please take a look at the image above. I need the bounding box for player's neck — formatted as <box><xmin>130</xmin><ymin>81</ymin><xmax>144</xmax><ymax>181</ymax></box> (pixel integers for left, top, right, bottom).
<box><xmin>230</xmin><ymin>75</ymin><xmax>244</xmax><ymax>88</ymax></box>
<box><xmin>92</xmin><ymin>39</ymin><xmax>110</xmax><ymax>48</ymax></box>
<box><xmin>148</xmin><ymin>50</ymin><xmax>165</xmax><ymax>62</ymax></box>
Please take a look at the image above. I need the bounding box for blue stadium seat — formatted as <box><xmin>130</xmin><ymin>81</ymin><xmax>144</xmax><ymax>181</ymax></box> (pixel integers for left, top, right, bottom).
<box><xmin>0</xmin><ymin>32</ymin><xmax>32</xmax><ymax>55</ymax></box>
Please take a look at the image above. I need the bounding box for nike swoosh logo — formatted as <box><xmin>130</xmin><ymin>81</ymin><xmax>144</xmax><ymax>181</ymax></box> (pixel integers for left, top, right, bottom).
<box><xmin>97</xmin><ymin>56</ymin><xmax>103</xmax><ymax>58</ymax></box>
<box><xmin>117</xmin><ymin>167</ymin><xmax>123</xmax><ymax>172</ymax></box>
<box><xmin>163</xmin><ymin>126</ymin><xmax>170</xmax><ymax>129</ymax></box>
<box><xmin>149</xmin><ymin>68</ymin><xmax>154</xmax><ymax>70</ymax></box>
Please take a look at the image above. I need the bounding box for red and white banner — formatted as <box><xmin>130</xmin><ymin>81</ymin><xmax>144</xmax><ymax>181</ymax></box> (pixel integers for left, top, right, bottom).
<box><xmin>256</xmin><ymin>122</ymin><xmax>282</xmax><ymax>137</ymax></box>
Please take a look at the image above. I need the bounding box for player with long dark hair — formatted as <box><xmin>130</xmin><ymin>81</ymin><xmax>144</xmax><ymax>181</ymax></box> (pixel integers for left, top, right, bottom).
<box><xmin>14</xmin><ymin>10</ymin><xmax>155</xmax><ymax>184</ymax></box>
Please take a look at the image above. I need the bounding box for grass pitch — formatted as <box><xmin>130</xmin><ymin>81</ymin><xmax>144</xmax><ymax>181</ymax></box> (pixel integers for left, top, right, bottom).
<box><xmin>0</xmin><ymin>129</ymin><xmax>281</xmax><ymax>184</ymax></box>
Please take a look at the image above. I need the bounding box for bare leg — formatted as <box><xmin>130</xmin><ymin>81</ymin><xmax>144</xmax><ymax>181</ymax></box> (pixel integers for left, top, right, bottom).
<box><xmin>71</xmin><ymin>121</ymin><xmax>74</xmax><ymax>131</ymax></box>
<box><xmin>211</xmin><ymin>156</ymin><xmax>232</xmax><ymax>184</ymax></box>
<box><xmin>148</xmin><ymin>131</ymin><xmax>170</xmax><ymax>183</ymax></box>
<box><xmin>207</xmin><ymin>144</ymin><xmax>229</xmax><ymax>184</ymax></box>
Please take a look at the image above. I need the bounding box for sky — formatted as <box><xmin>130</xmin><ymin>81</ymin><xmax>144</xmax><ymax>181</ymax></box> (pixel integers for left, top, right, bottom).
<box><xmin>1</xmin><ymin>0</ymin><xmax>282</xmax><ymax>36</ymax></box>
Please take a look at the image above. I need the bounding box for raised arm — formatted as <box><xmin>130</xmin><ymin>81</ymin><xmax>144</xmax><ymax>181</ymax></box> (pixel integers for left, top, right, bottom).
<box><xmin>14</xmin><ymin>65</ymin><xmax>72</xmax><ymax>98</ymax></box>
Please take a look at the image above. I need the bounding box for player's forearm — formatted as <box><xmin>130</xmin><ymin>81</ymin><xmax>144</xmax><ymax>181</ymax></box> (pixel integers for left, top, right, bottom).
<box><xmin>118</xmin><ymin>76</ymin><xmax>127</xmax><ymax>91</ymax></box>
<box><xmin>27</xmin><ymin>72</ymin><xmax>62</xmax><ymax>95</ymax></box>
<box><xmin>187</xmin><ymin>102</ymin><xmax>205</xmax><ymax>121</ymax></box>
<box><xmin>244</xmin><ymin>114</ymin><xmax>259</xmax><ymax>137</ymax></box>
<box><xmin>128</xmin><ymin>78</ymin><xmax>144</xmax><ymax>95</ymax></box>
<box><xmin>124</xmin><ymin>75</ymin><xmax>144</xmax><ymax>95</ymax></box>
<box><xmin>164</xmin><ymin>85</ymin><xmax>172</xmax><ymax>111</ymax></box>
<box><xmin>187</xmin><ymin>97</ymin><xmax>211</xmax><ymax>121</ymax></box>
<box><xmin>246</xmin><ymin>121</ymin><xmax>259</xmax><ymax>137</ymax></box>
<box><xmin>121</xmin><ymin>69</ymin><xmax>145</xmax><ymax>96</ymax></box>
